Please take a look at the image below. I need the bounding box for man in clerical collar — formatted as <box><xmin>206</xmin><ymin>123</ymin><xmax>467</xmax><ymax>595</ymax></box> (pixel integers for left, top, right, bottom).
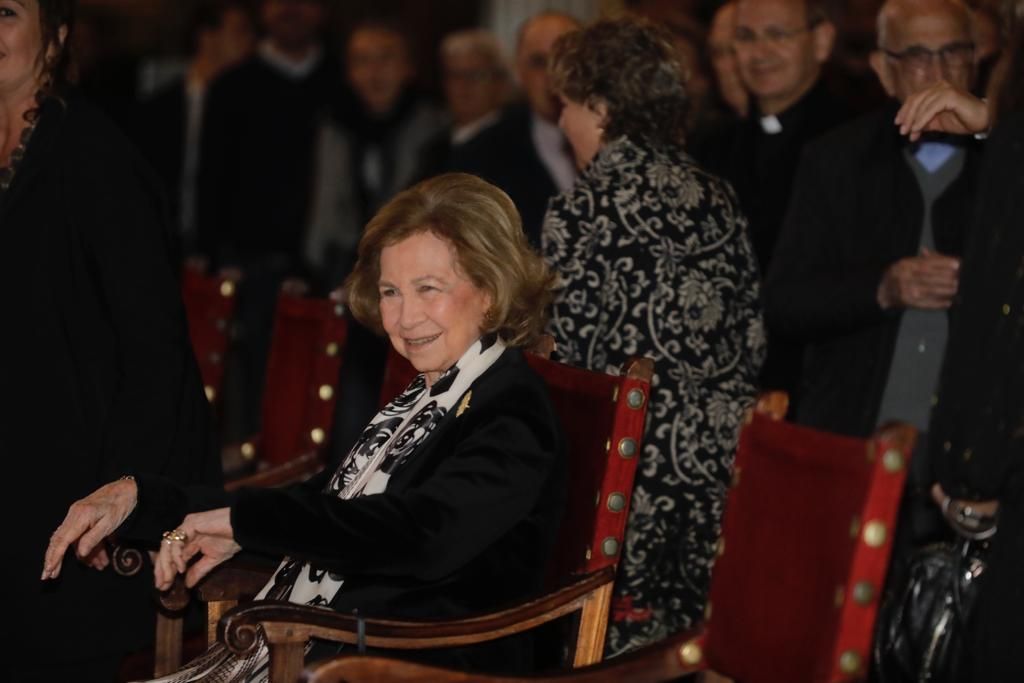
<box><xmin>696</xmin><ymin>0</ymin><xmax>851</xmax><ymax>410</ymax></box>
<box><xmin>764</xmin><ymin>0</ymin><xmax>980</xmax><ymax>561</ymax></box>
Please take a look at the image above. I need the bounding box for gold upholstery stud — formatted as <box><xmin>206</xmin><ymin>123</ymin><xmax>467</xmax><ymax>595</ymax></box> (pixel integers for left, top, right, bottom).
<box><xmin>585</xmin><ymin>548</ymin><xmax>592</xmax><ymax>561</ymax></box>
<box><xmin>326</xmin><ymin>342</ymin><xmax>339</xmax><ymax>357</ymax></box>
<box><xmin>607</xmin><ymin>492</ymin><xmax>627</xmax><ymax>512</ymax></box>
<box><xmin>716</xmin><ymin>537</ymin><xmax>725</xmax><ymax>557</ymax></box>
<box><xmin>318</xmin><ymin>384</ymin><xmax>334</xmax><ymax>401</ymax></box>
<box><xmin>219</xmin><ymin>281</ymin><xmax>235</xmax><ymax>297</ymax></box>
<box><xmin>704</xmin><ymin>601</ymin><xmax>712</xmax><ymax>621</ymax></box>
<box><xmin>601</xmin><ymin>537</ymin><xmax>620</xmax><ymax>557</ymax></box>
<box><xmin>240</xmin><ymin>442</ymin><xmax>256</xmax><ymax>460</ymax></box>
<box><xmin>333</xmin><ymin>304</ymin><xmax>345</xmax><ymax>317</ymax></box>
<box><xmin>863</xmin><ymin>520</ymin><xmax>887</xmax><ymax>547</ymax></box>
<box><xmin>618</xmin><ymin>438</ymin><xmax>637</xmax><ymax>458</ymax></box>
<box><xmin>626</xmin><ymin>388</ymin><xmax>646</xmax><ymax>409</ymax></box>
<box><xmin>204</xmin><ymin>386</ymin><xmax>216</xmax><ymax>402</ymax></box>
<box><xmin>310</xmin><ymin>428</ymin><xmax>326</xmax><ymax>445</ymax></box>
<box><xmin>611</xmin><ymin>385</ymin><xmax>619</xmax><ymax>403</ymax></box>
<box><xmin>882</xmin><ymin>449</ymin><xmax>904</xmax><ymax>473</ymax></box>
<box><xmin>853</xmin><ymin>581</ymin><xmax>875</xmax><ymax>605</ymax></box>
<box><xmin>679</xmin><ymin>641</ymin><xmax>703</xmax><ymax>666</ymax></box>
<box><xmin>838</xmin><ymin>650</ymin><xmax>862</xmax><ymax>674</ymax></box>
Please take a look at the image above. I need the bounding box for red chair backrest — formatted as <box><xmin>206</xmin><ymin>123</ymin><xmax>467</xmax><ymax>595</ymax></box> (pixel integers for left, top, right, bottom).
<box><xmin>703</xmin><ymin>413</ymin><xmax>916</xmax><ymax>683</ymax></box>
<box><xmin>377</xmin><ymin>347</ymin><xmax>653</xmax><ymax>586</ymax></box>
<box><xmin>181</xmin><ymin>263</ymin><xmax>238</xmax><ymax>404</ymax></box>
<box><xmin>260</xmin><ymin>283</ymin><xmax>348</xmax><ymax>466</ymax></box>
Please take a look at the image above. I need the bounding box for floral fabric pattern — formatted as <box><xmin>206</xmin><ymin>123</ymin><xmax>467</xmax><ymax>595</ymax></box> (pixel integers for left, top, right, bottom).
<box><xmin>542</xmin><ymin>137</ymin><xmax>765</xmax><ymax>655</ymax></box>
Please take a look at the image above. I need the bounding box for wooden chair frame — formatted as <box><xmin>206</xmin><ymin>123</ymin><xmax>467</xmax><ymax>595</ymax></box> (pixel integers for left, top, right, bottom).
<box><xmin>213</xmin><ymin>566</ymin><xmax>615</xmax><ymax>683</ymax></box>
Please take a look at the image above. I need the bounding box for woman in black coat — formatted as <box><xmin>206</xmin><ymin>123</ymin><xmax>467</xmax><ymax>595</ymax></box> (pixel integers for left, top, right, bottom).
<box><xmin>2</xmin><ymin>2</ymin><xmax>218</xmax><ymax>681</ymax></box>
<box><xmin>897</xmin><ymin>0</ymin><xmax>1024</xmax><ymax>677</ymax></box>
<box><xmin>44</xmin><ymin>173</ymin><xmax>567</xmax><ymax>681</ymax></box>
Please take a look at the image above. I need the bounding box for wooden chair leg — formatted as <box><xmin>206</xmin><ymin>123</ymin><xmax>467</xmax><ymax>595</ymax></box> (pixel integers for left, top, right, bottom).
<box><xmin>264</xmin><ymin>623</ymin><xmax>308</xmax><ymax>683</ymax></box>
<box><xmin>155</xmin><ymin>579</ymin><xmax>191</xmax><ymax>676</ymax></box>
<box><xmin>154</xmin><ymin>612</ymin><xmax>184</xmax><ymax>677</ymax></box>
<box><xmin>573</xmin><ymin>581</ymin><xmax>613</xmax><ymax>667</ymax></box>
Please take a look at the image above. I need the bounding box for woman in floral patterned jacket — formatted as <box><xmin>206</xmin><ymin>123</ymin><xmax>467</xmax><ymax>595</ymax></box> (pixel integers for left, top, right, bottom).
<box><xmin>543</xmin><ymin>17</ymin><xmax>766</xmax><ymax>656</ymax></box>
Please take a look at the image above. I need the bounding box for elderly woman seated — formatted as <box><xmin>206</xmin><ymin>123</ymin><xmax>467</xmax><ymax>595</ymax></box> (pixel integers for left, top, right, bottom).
<box><xmin>42</xmin><ymin>173</ymin><xmax>566</xmax><ymax>679</ymax></box>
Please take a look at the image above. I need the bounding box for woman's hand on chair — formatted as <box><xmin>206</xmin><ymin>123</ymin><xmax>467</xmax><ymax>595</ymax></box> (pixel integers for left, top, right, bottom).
<box><xmin>42</xmin><ymin>478</ymin><xmax>138</xmax><ymax>580</ymax></box>
<box><xmin>155</xmin><ymin>507</ymin><xmax>241</xmax><ymax>590</ymax></box>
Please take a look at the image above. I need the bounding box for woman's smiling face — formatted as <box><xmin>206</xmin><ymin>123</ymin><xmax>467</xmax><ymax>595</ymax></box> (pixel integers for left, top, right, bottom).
<box><xmin>378</xmin><ymin>230</ymin><xmax>492</xmax><ymax>386</ymax></box>
<box><xmin>0</xmin><ymin>0</ymin><xmax>46</xmax><ymax>98</ymax></box>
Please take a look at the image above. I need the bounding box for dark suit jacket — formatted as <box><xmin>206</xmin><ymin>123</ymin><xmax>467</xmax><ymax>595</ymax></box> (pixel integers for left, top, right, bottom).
<box><xmin>129</xmin><ymin>347</ymin><xmax>567</xmax><ymax>671</ymax></box>
<box><xmin>0</xmin><ymin>91</ymin><xmax>218</xmax><ymax>664</ymax></box>
<box><xmin>924</xmin><ymin>110</ymin><xmax>1024</xmax><ymax>682</ymax></box>
<box><xmin>765</xmin><ymin>105</ymin><xmax>981</xmax><ymax>437</ymax></box>
<box><xmin>136</xmin><ymin>79</ymin><xmax>187</xmax><ymax>228</ymax></box>
<box><xmin>449</xmin><ymin>104</ymin><xmax>560</xmax><ymax>248</ymax></box>
<box><xmin>197</xmin><ymin>54</ymin><xmax>340</xmax><ymax>264</ymax></box>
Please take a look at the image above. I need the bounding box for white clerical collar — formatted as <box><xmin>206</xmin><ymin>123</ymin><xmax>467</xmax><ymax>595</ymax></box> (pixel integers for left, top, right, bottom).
<box><xmin>531</xmin><ymin>112</ymin><xmax>576</xmax><ymax>192</ymax></box>
<box><xmin>258</xmin><ymin>40</ymin><xmax>323</xmax><ymax>80</ymax></box>
<box><xmin>451</xmin><ymin>111</ymin><xmax>500</xmax><ymax>146</ymax></box>
<box><xmin>759</xmin><ymin>114</ymin><xmax>783</xmax><ymax>135</ymax></box>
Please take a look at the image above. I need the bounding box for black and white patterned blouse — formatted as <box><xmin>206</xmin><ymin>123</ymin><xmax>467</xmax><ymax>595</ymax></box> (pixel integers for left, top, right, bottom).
<box><xmin>543</xmin><ymin>136</ymin><xmax>766</xmax><ymax>655</ymax></box>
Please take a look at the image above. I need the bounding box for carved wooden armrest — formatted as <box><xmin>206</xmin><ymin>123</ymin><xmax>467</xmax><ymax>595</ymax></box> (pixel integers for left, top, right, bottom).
<box><xmin>225</xmin><ymin>450</ymin><xmax>325</xmax><ymax>491</ymax></box>
<box><xmin>220</xmin><ymin>566</ymin><xmax>615</xmax><ymax>655</ymax></box>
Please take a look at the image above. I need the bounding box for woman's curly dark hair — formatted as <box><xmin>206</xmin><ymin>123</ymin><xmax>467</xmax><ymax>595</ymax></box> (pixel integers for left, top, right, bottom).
<box><xmin>33</xmin><ymin>0</ymin><xmax>75</xmax><ymax>113</ymax></box>
<box><xmin>549</xmin><ymin>17</ymin><xmax>689</xmax><ymax>148</ymax></box>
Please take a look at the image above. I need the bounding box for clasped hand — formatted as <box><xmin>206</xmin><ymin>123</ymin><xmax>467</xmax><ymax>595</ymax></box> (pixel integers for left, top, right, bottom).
<box><xmin>878</xmin><ymin>248</ymin><xmax>960</xmax><ymax>310</ymax></box>
<box><xmin>154</xmin><ymin>508</ymin><xmax>242</xmax><ymax>590</ymax></box>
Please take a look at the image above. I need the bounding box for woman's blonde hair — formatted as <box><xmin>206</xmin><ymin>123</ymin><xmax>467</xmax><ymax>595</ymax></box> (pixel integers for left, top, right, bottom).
<box><xmin>345</xmin><ymin>173</ymin><xmax>556</xmax><ymax>348</ymax></box>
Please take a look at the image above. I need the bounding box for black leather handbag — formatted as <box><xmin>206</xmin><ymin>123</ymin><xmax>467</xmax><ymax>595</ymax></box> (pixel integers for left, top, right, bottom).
<box><xmin>873</xmin><ymin>536</ymin><xmax>989</xmax><ymax>683</ymax></box>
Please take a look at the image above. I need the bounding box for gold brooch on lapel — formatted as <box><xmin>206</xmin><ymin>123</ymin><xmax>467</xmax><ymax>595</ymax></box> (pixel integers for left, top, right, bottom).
<box><xmin>456</xmin><ymin>390</ymin><xmax>472</xmax><ymax>417</ymax></box>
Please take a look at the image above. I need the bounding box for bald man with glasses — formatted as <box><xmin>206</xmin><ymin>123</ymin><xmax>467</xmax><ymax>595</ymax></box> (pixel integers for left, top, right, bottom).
<box><xmin>765</xmin><ymin>0</ymin><xmax>982</xmax><ymax>562</ymax></box>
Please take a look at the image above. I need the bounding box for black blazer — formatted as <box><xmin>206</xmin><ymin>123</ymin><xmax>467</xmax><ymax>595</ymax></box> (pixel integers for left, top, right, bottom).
<box><xmin>764</xmin><ymin>105</ymin><xmax>981</xmax><ymax>437</ymax></box>
<box><xmin>0</xmin><ymin>92</ymin><xmax>218</xmax><ymax>664</ymax></box>
<box><xmin>136</xmin><ymin>79</ymin><xmax>187</xmax><ymax>228</ymax></box>
<box><xmin>449</xmin><ymin>104</ymin><xmax>560</xmax><ymax>248</ymax></box>
<box><xmin>129</xmin><ymin>347</ymin><xmax>567</xmax><ymax>671</ymax></box>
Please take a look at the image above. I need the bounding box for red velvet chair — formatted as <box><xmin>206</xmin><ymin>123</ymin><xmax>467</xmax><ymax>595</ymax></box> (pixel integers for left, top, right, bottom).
<box><xmin>180</xmin><ymin>260</ymin><xmax>239</xmax><ymax>405</ymax></box>
<box><xmin>195</xmin><ymin>352</ymin><xmax>654</xmax><ymax>682</ymax></box>
<box><xmin>227</xmin><ymin>280</ymin><xmax>349</xmax><ymax>477</ymax></box>
<box><xmin>299</xmin><ymin>413</ymin><xmax>916</xmax><ymax>683</ymax></box>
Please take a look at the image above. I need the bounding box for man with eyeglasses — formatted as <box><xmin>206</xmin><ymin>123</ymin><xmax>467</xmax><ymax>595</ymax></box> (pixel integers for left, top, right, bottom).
<box><xmin>697</xmin><ymin>0</ymin><xmax>852</xmax><ymax>412</ymax></box>
<box><xmin>417</xmin><ymin>29</ymin><xmax>510</xmax><ymax>180</ymax></box>
<box><xmin>764</xmin><ymin>0</ymin><xmax>981</xmax><ymax>559</ymax></box>
<box><xmin>450</xmin><ymin>12</ymin><xmax>581</xmax><ymax>248</ymax></box>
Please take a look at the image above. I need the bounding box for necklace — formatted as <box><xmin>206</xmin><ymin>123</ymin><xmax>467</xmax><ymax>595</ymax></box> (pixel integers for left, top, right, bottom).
<box><xmin>0</xmin><ymin>119</ymin><xmax>38</xmax><ymax>192</ymax></box>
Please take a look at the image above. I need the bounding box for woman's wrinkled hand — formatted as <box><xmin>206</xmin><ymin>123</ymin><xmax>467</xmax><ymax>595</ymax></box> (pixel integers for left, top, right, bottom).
<box><xmin>154</xmin><ymin>508</ymin><xmax>241</xmax><ymax>591</ymax></box>
<box><xmin>42</xmin><ymin>478</ymin><xmax>138</xmax><ymax>580</ymax></box>
<box><xmin>895</xmin><ymin>81</ymin><xmax>990</xmax><ymax>142</ymax></box>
